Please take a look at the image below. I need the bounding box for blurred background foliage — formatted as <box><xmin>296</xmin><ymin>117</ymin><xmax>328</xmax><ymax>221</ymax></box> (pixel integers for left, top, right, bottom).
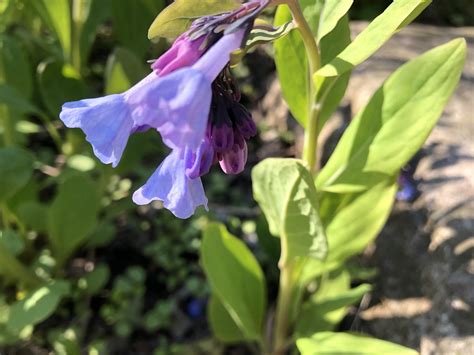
<box><xmin>0</xmin><ymin>0</ymin><xmax>469</xmax><ymax>354</ymax></box>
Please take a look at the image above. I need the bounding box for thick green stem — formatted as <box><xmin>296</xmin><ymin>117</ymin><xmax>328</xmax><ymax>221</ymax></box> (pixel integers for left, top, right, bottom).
<box><xmin>272</xmin><ymin>1</ymin><xmax>322</xmax><ymax>354</ymax></box>
<box><xmin>286</xmin><ymin>0</ymin><xmax>322</xmax><ymax>174</ymax></box>
<box><xmin>273</xmin><ymin>263</ymin><xmax>294</xmax><ymax>354</ymax></box>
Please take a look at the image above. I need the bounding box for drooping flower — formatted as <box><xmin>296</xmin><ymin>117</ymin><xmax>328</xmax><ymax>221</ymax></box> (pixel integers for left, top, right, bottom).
<box><xmin>60</xmin><ymin>0</ymin><xmax>268</xmax><ymax>218</ymax></box>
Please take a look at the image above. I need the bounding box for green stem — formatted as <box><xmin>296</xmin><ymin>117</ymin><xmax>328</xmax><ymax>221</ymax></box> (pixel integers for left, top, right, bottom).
<box><xmin>286</xmin><ymin>0</ymin><xmax>322</xmax><ymax>174</ymax></box>
<box><xmin>273</xmin><ymin>262</ymin><xmax>295</xmax><ymax>354</ymax></box>
<box><xmin>0</xmin><ymin>243</ymin><xmax>42</xmax><ymax>289</ymax></box>
<box><xmin>272</xmin><ymin>1</ymin><xmax>322</xmax><ymax>354</ymax></box>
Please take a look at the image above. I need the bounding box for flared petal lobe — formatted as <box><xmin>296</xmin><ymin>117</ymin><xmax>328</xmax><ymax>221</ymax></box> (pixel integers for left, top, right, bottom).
<box><xmin>60</xmin><ymin>95</ymin><xmax>133</xmax><ymax>168</ymax></box>
<box><xmin>132</xmin><ymin>150</ymin><xmax>208</xmax><ymax>219</ymax></box>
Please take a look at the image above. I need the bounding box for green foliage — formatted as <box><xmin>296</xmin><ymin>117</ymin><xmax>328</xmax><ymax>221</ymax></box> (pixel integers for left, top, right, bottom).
<box><xmin>252</xmin><ymin>159</ymin><xmax>327</xmax><ymax>265</ymax></box>
<box><xmin>148</xmin><ymin>0</ymin><xmax>240</xmax><ymax>41</ymax></box>
<box><xmin>297</xmin><ymin>332</ymin><xmax>418</xmax><ymax>355</ymax></box>
<box><xmin>6</xmin><ymin>281</ymin><xmax>71</xmax><ymax>334</ymax></box>
<box><xmin>0</xmin><ymin>147</ymin><xmax>33</xmax><ymax>203</ymax></box>
<box><xmin>316</xmin><ymin>39</ymin><xmax>466</xmax><ymax>193</ymax></box>
<box><xmin>274</xmin><ymin>0</ymin><xmax>351</xmax><ymax>128</ymax></box>
<box><xmin>317</xmin><ymin>0</ymin><xmax>432</xmax><ymax>78</ymax></box>
<box><xmin>47</xmin><ymin>174</ymin><xmax>100</xmax><ymax>265</ymax></box>
<box><xmin>105</xmin><ymin>47</ymin><xmax>147</xmax><ymax>95</ymax></box>
<box><xmin>208</xmin><ymin>295</ymin><xmax>244</xmax><ymax>343</ymax></box>
<box><xmin>201</xmin><ymin>223</ymin><xmax>266</xmax><ymax>342</ymax></box>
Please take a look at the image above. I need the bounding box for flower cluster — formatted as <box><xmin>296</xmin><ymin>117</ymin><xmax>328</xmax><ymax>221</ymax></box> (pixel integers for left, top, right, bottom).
<box><xmin>60</xmin><ymin>0</ymin><xmax>268</xmax><ymax>218</ymax></box>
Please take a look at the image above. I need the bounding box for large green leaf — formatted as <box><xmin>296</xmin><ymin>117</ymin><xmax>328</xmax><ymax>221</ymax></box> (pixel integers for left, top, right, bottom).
<box><xmin>75</xmin><ymin>0</ymin><xmax>110</xmax><ymax>68</ymax></box>
<box><xmin>252</xmin><ymin>159</ymin><xmax>327</xmax><ymax>265</ymax></box>
<box><xmin>0</xmin><ymin>147</ymin><xmax>33</xmax><ymax>203</ymax></box>
<box><xmin>317</xmin><ymin>0</ymin><xmax>431</xmax><ymax>78</ymax></box>
<box><xmin>0</xmin><ymin>35</ymin><xmax>32</xmax><ymax>99</ymax></box>
<box><xmin>33</xmin><ymin>0</ymin><xmax>72</xmax><ymax>61</ymax></box>
<box><xmin>316</xmin><ymin>39</ymin><xmax>466</xmax><ymax>193</ymax></box>
<box><xmin>297</xmin><ymin>332</ymin><xmax>418</xmax><ymax>355</ymax></box>
<box><xmin>208</xmin><ymin>294</ymin><xmax>244</xmax><ymax>343</ymax></box>
<box><xmin>317</xmin><ymin>0</ymin><xmax>353</xmax><ymax>41</ymax></box>
<box><xmin>105</xmin><ymin>47</ymin><xmax>147</xmax><ymax>95</ymax></box>
<box><xmin>201</xmin><ymin>223</ymin><xmax>266</xmax><ymax>342</ymax></box>
<box><xmin>299</xmin><ymin>179</ymin><xmax>397</xmax><ymax>286</ymax></box>
<box><xmin>0</xmin><ymin>85</ymin><xmax>40</xmax><ymax>115</ymax></box>
<box><xmin>274</xmin><ymin>1</ymin><xmax>351</xmax><ymax>128</ymax></box>
<box><xmin>112</xmin><ymin>0</ymin><xmax>165</xmax><ymax>57</ymax></box>
<box><xmin>47</xmin><ymin>174</ymin><xmax>100</xmax><ymax>265</ymax></box>
<box><xmin>148</xmin><ymin>0</ymin><xmax>240</xmax><ymax>41</ymax></box>
<box><xmin>296</xmin><ymin>268</ymin><xmax>371</xmax><ymax>336</ymax></box>
<box><xmin>6</xmin><ymin>281</ymin><xmax>70</xmax><ymax>333</ymax></box>
<box><xmin>37</xmin><ymin>60</ymin><xmax>88</xmax><ymax>117</ymax></box>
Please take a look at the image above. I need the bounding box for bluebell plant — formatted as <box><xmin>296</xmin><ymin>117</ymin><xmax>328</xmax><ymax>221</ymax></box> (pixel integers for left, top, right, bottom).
<box><xmin>60</xmin><ymin>0</ymin><xmax>267</xmax><ymax>218</ymax></box>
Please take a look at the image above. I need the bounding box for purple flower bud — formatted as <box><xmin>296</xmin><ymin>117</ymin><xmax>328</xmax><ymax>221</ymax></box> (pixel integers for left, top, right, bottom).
<box><xmin>210</xmin><ymin>96</ymin><xmax>234</xmax><ymax>152</ymax></box>
<box><xmin>219</xmin><ymin>140</ymin><xmax>248</xmax><ymax>175</ymax></box>
<box><xmin>185</xmin><ymin>137</ymin><xmax>215</xmax><ymax>179</ymax></box>
<box><xmin>152</xmin><ymin>35</ymin><xmax>206</xmax><ymax>77</ymax></box>
<box><xmin>230</xmin><ymin>102</ymin><xmax>257</xmax><ymax>139</ymax></box>
<box><xmin>211</xmin><ymin>124</ymin><xmax>234</xmax><ymax>153</ymax></box>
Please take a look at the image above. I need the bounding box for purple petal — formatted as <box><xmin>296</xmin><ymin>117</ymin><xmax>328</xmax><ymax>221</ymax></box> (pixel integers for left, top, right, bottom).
<box><xmin>132</xmin><ymin>150</ymin><xmax>208</xmax><ymax>219</ymax></box>
<box><xmin>60</xmin><ymin>95</ymin><xmax>132</xmax><ymax>167</ymax></box>
<box><xmin>193</xmin><ymin>30</ymin><xmax>245</xmax><ymax>82</ymax></box>
<box><xmin>126</xmin><ymin>69</ymin><xmax>212</xmax><ymax>151</ymax></box>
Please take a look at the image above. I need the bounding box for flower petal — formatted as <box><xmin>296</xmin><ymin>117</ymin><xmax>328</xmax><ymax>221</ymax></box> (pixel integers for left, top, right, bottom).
<box><xmin>132</xmin><ymin>150</ymin><xmax>208</xmax><ymax>219</ymax></box>
<box><xmin>60</xmin><ymin>95</ymin><xmax>132</xmax><ymax>167</ymax></box>
<box><xmin>192</xmin><ymin>29</ymin><xmax>245</xmax><ymax>82</ymax></box>
<box><xmin>127</xmin><ymin>69</ymin><xmax>212</xmax><ymax>151</ymax></box>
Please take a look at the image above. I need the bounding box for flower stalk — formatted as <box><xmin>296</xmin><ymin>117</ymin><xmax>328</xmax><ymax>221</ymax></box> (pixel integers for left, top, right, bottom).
<box><xmin>272</xmin><ymin>0</ymin><xmax>322</xmax><ymax>353</ymax></box>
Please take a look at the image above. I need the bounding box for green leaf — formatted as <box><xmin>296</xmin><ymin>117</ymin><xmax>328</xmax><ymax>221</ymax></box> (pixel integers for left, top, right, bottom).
<box><xmin>105</xmin><ymin>47</ymin><xmax>147</xmax><ymax>95</ymax></box>
<box><xmin>317</xmin><ymin>0</ymin><xmax>353</xmax><ymax>41</ymax></box>
<box><xmin>15</xmin><ymin>201</ymin><xmax>49</xmax><ymax>233</ymax></box>
<box><xmin>33</xmin><ymin>0</ymin><xmax>72</xmax><ymax>61</ymax></box>
<box><xmin>148</xmin><ymin>0</ymin><xmax>240</xmax><ymax>41</ymax></box>
<box><xmin>296</xmin><ymin>268</ymin><xmax>371</xmax><ymax>336</ymax></box>
<box><xmin>0</xmin><ymin>84</ymin><xmax>40</xmax><ymax>115</ymax></box>
<box><xmin>252</xmin><ymin>159</ymin><xmax>327</xmax><ymax>265</ymax></box>
<box><xmin>320</xmin><ymin>180</ymin><xmax>398</xmax><ymax>265</ymax></box>
<box><xmin>208</xmin><ymin>294</ymin><xmax>245</xmax><ymax>343</ymax></box>
<box><xmin>0</xmin><ymin>230</ymin><xmax>24</xmax><ymax>256</ymax></box>
<box><xmin>274</xmin><ymin>1</ymin><xmax>351</xmax><ymax>128</ymax></box>
<box><xmin>47</xmin><ymin>174</ymin><xmax>100</xmax><ymax>265</ymax></box>
<box><xmin>0</xmin><ymin>34</ymin><xmax>33</xmax><ymax>99</ymax></box>
<box><xmin>112</xmin><ymin>0</ymin><xmax>165</xmax><ymax>57</ymax></box>
<box><xmin>0</xmin><ymin>147</ymin><xmax>34</xmax><ymax>203</ymax></box>
<box><xmin>316</xmin><ymin>0</ymin><xmax>432</xmax><ymax>78</ymax></box>
<box><xmin>316</xmin><ymin>39</ymin><xmax>466</xmax><ymax>193</ymax></box>
<box><xmin>37</xmin><ymin>60</ymin><xmax>88</xmax><ymax>117</ymax></box>
<box><xmin>6</xmin><ymin>281</ymin><xmax>71</xmax><ymax>333</ymax></box>
<box><xmin>297</xmin><ymin>332</ymin><xmax>418</xmax><ymax>355</ymax></box>
<box><xmin>298</xmin><ymin>179</ymin><xmax>397</xmax><ymax>286</ymax></box>
<box><xmin>274</xmin><ymin>4</ymin><xmax>310</xmax><ymax>127</ymax></box>
<box><xmin>80</xmin><ymin>263</ymin><xmax>110</xmax><ymax>295</ymax></box>
<box><xmin>76</xmin><ymin>0</ymin><xmax>110</xmax><ymax>68</ymax></box>
<box><xmin>201</xmin><ymin>223</ymin><xmax>266</xmax><ymax>341</ymax></box>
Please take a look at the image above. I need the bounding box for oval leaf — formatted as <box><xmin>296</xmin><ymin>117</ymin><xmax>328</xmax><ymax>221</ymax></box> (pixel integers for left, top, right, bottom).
<box><xmin>297</xmin><ymin>332</ymin><xmax>418</xmax><ymax>355</ymax></box>
<box><xmin>0</xmin><ymin>147</ymin><xmax>33</xmax><ymax>203</ymax></box>
<box><xmin>148</xmin><ymin>0</ymin><xmax>240</xmax><ymax>41</ymax></box>
<box><xmin>201</xmin><ymin>223</ymin><xmax>266</xmax><ymax>342</ymax></box>
<box><xmin>252</xmin><ymin>159</ymin><xmax>327</xmax><ymax>265</ymax></box>
<box><xmin>316</xmin><ymin>39</ymin><xmax>466</xmax><ymax>193</ymax></box>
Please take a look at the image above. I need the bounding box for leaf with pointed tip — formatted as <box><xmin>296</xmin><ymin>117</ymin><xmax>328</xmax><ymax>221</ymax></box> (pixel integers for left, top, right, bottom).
<box><xmin>148</xmin><ymin>0</ymin><xmax>240</xmax><ymax>41</ymax></box>
<box><xmin>316</xmin><ymin>39</ymin><xmax>466</xmax><ymax>193</ymax></box>
<box><xmin>316</xmin><ymin>0</ymin><xmax>432</xmax><ymax>78</ymax></box>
